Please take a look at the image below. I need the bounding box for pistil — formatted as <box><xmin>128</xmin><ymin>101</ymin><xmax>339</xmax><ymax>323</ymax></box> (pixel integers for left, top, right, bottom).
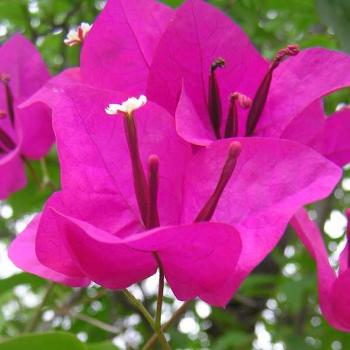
<box><xmin>0</xmin><ymin>74</ymin><xmax>15</xmax><ymax>126</ymax></box>
<box><xmin>148</xmin><ymin>155</ymin><xmax>160</xmax><ymax>229</ymax></box>
<box><xmin>209</xmin><ymin>58</ymin><xmax>225</xmax><ymax>139</ymax></box>
<box><xmin>106</xmin><ymin>96</ymin><xmax>150</xmax><ymax>226</ymax></box>
<box><xmin>195</xmin><ymin>141</ymin><xmax>241</xmax><ymax>222</ymax></box>
<box><xmin>245</xmin><ymin>44</ymin><xmax>300</xmax><ymax>136</ymax></box>
<box><xmin>224</xmin><ymin>93</ymin><xmax>252</xmax><ymax>138</ymax></box>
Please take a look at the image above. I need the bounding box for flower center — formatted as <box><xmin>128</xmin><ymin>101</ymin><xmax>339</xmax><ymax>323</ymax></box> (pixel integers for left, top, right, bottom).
<box><xmin>208</xmin><ymin>44</ymin><xmax>300</xmax><ymax>139</ymax></box>
<box><xmin>224</xmin><ymin>93</ymin><xmax>252</xmax><ymax>138</ymax></box>
<box><xmin>106</xmin><ymin>97</ymin><xmax>241</xmax><ymax>228</ymax></box>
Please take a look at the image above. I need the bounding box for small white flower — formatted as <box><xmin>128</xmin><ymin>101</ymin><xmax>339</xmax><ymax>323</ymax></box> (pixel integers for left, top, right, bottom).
<box><xmin>64</xmin><ymin>22</ymin><xmax>92</xmax><ymax>47</ymax></box>
<box><xmin>105</xmin><ymin>95</ymin><xmax>147</xmax><ymax>116</ymax></box>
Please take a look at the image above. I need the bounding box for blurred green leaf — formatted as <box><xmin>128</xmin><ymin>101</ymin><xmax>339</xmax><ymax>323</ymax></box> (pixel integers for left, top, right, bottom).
<box><xmin>0</xmin><ymin>273</ymin><xmax>45</xmax><ymax>296</ymax></box>
<box><xmin>0</xmin><ymin>332</ymin><xmax>86</xmax><ymax>350</ymax></box>
<box><xmin>87</xmin><ymin>342</ymin><xmax>119</xmax><ymax>350</ymax></box>
<box><xmin>317</xmin><ymin>0</ymin><xmax>350</xmax><ymax>52</ymax></box>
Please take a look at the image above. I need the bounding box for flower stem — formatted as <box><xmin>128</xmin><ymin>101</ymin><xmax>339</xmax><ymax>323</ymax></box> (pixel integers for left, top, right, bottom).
<box><xmin>40</xmin><ymin>158</ymin><xmax>57</xmax><ymax>191</ymax></box>
<box><xmin>24</xmin><ymin>282</ymin><xmax>55</xmax><ymax>333</ymax></box>
<box><xmin>122</xmin><ymin>289</ymin><xmax>170</xmax><ymax>350</ymax></box>
<box><xmin>22</xmin><ymin>156</ymin><xmax>41</xmax><ymax>188</ymax></box>
<box><xmin>154</xmin><ymin>253</ymin><xmax>165</xmax><ymax>330</ymax></box>
<box><xmin>142</xmin><ymin>301</ymin><xmax>192</xmax><ymax>350</ymax></box>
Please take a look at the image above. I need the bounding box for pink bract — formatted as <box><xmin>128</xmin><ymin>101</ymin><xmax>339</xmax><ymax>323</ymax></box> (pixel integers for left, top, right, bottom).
<box><xmin>9</xmin><ymin>79</ymin><xmax>341</xmax><ymax>306</ymax></box>
<box><xmin>81</xmin><ymin>0</ymin><xmax>172</xmax><ymax>95</ymax></box>
<box><xmin>292</xmin><ymin>209</ymin><xmax>350</xmax><ymax>331</ymax></box>
<box><xmin>147</xmin><ymin>0</ymin><xmax>350</xmax><ymax>167</ymax></box>
<box><xmin>0</xmin><ymin>34</ymin><xmax>54</xmax><ymax>199</ymax></box>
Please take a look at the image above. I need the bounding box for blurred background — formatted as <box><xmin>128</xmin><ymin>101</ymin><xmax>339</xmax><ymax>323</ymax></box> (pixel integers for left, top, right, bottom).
<box><xmin>0</xmin><ymin>0</ymin><xmax>350</xmax><ymax>349</ymax></box>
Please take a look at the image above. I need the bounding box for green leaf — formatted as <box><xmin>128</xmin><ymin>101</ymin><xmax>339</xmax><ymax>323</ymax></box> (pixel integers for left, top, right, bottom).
<box><xmin>212</xmin><ymin>331</ymin><xmax>253</xmax><ymax>350</ymax></box>
<box><xmin>160</xmin><ymin>0</ymin><xmax>183</xmax><ymax>7</ymax></box>
<box><xmin>0</xmin><ymin>332</ymin><xmax>86</xmax><ymax>350</ymax></box>
<box><xmin>317</xmin><ymin>0</ymin><xmax>350</xmax><ymax>52</ymax></box>
<box><xmin>87</xmin><ymin>342</ymin><xmax>119</xmax><ymax>350</ymax></box>
<box><xmin>0</xmin><ymin>273</ymin><xmax>45</xmax><ymax>296</ymax></box>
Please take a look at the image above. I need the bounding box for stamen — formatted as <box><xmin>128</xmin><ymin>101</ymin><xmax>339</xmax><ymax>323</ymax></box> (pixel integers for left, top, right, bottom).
<box><xmin>346</xmin><ymin>209</ymin><xmax>350</xmax><ymax>267</ymax></box>
<box><xmin>64</xmin><ymin>22</ymin><xmax>92</xmax><ymax>47</ymax></box>
<box><xmin>0</xmin><ymin>74</ymin><xmax>15</xmax><ymax>126</ymax></box>
<box><xmin>106</xmin><ymin>96</ymin><xmax>149</xmax><ymax>225</ymax></box>
<box><xmin>148</xmin><ymin>155</ymin><xmax>160</xmax><ymax>229</ymax></box>
<box><xmin>0</xmin><ymin>128</ymin><xmax>16</xmax><ymax>151</ymax></box>
<box><xmin>245</xmin><ymin>44</ymin><xmax>300</xmax><ymax>136</ymax></box>
<box><xmin>195</xmin><ymin>141</ymin><xmax>241</xmax><ymax>222</ymax></box>
<box><xmin>106</xmin><ymin>95</ymin><xmax>147</xmax><ymax>116</ymax></box>
<box><xmin>123</xmin><ymin>112</ymin><xmax>149</xmax><ymax>226</ymax></box>
<box><xmin>224</xmin><ymin>93</ymin><xmax>252</xmax><ymax>138</ymax></box>
<box><xmin>209</xmin><ymin>58</ymin><xmax>225</xmax><ymax>139</ymax></box>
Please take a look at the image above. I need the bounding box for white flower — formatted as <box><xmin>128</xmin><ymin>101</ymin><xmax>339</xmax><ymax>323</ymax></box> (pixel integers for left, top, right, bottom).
<box><xmin>64</xmin><ymin>22</ymin><xmax>92</xmax><ymax>47</ymax></box>
<box><xmin>105</xmin><ymin>95</ymin><xmax>148</xmax><ymax>116</ymax></box>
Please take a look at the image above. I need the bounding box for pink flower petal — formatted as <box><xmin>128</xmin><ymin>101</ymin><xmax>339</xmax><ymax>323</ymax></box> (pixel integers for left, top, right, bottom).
<box><xmin>291</xmin><ymin>209</ymin><xmax>350</xmax><ymax>331</ymax></box>
<box><xmin>175</xmin><ymin>85</ymin><xmax>213</xmax><ymax>146</ymax></box>
<box><xmin>0</xmin><ymin>147</ymin><xmax>26</xmax><ymax>200</ymax></box>
<box><xmin>183</xmin><ymin>137</ymin><xmax>341</xmax><ymax>295</ymax></box>
<box><xmin>321</xmin><ymin>107</ymin><xmax>350</xmax><ymax>166</ymax></box>
<box><xmin>258</xmin><ymin>48</ymin><xmax>350</xmax><ymax>137</ymax></box>
<box><xmin>280</xmin><ymin>100</ymin><xmax>325</xmax><ymax>148</ymax></box>
<box><xmin>127</xmin><ymin>222</ymin><xmax>242</xmax><ymax>306</ymax></box>
<box><xmin>0</xmin><ymin>33</ymin><xmax>54</xmax><ymax>159</ymax></box>
<box><xmin>48</xmin><ymin>208</ymin><xmax>158</xmax><ymax>290</ymax></box>
<box><xmin>81</xmin><ymin>0</ymin><xmax>172</xmax><ymax>94</ymax></box>
<box><xmin>36</xmin><ymin>191</ymin><xmax>140</xmax><ymax>279</ymax></box>
<box><xmin>331</xmin><ymin>270</ymin><xmax>350</xmax><ymax>328</ymax></box>
<box><xmin>148</xmin><ymin>0</ymin><xmax>267</xmax><ymax>136</ymax></box>
<box><xmin>8</xmin><ymin>214</ymin><xmax>90</xmax><ymax>287</ymax></box>
<box><xmin>40</xmin><ymin>84</ymin><xmax>191</xmax><ymax>225</ymax></box>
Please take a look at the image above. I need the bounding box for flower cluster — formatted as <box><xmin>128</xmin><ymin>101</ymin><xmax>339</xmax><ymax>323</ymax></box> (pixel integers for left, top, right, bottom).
<box><xmin>6</xmin><ymin>0</ymin><xmax>350</xmax><ymax>332</ymax></box>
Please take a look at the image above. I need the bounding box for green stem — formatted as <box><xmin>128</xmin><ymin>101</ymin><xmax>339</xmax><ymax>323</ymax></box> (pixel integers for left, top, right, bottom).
<box><xmin>25</xmin><ymin>282</ymin><xmax>55</xmax><ymax>333</ymax></box>
<box><xmin>142</xmin><ymin>301</ymin><xmax>192</xmax><ymax>350</ymax></box>
<box><xmin>40</xmin><ymin>158</ymin><xmax>57</xmax><ymax>191</ymax></box>
<box><xmin>22</xmin><ymin>156</ymin><xmax>41</xmax><ymax>188</ymax></box>
<box><xmin>154</xmin><ymin>253</ymin><xmax>165</xmax><ymax>330</ymax></box>
<box><xmin>122</xmin><ymin>290</ymin><xmax>170</xmax><ymax>350</ymax></box>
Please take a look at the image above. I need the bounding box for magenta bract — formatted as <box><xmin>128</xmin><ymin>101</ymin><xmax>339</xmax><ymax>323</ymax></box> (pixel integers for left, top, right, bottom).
<box><xmin>9</xmin><ymin>78</ymin><xmax>341</xmax><ymax>306</ymax></box>
<box><xmin>7</xmin><ymin>0</ymin><xmax>346</xmax><ymax>308</ymax></box>
<box><xmin>0</xmin><ymin>34</ymin><xmax>54</xmax><ymax>199</ymax></box>
<box><xmin>292</xmin><ymin>209</ymin><xmax>350</xmax><ymax>331</ymax></box>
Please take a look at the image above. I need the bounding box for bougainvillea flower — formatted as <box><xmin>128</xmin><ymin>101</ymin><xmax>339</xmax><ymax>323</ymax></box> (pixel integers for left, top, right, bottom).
<box><xmin>0</xmin><ymin>34</ymin><xmax>54</xmax><ymax>199</ymax></box>
<box><xmin>291</xmin><ymin>208</ymin><xmax>350</xmax><ymax>331</ymax></box>
<box><xmin>9</xmin><ymin>78</ymin><xmax>341</xmax><ymax>305</ymax></box>
<box><xmin>64</xmin><ymin>22</ymin><xmax>92</xmax><ymax>47</ymax></box>
<box><xmin>80</xmin><ymin>0</ymin><xmax>173</xmax><ymax>95</ymax></box>
<box><xmin>146</xmin><ymin>0</ymin><xmax>350</xmax><ymax>167</ymax></box>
